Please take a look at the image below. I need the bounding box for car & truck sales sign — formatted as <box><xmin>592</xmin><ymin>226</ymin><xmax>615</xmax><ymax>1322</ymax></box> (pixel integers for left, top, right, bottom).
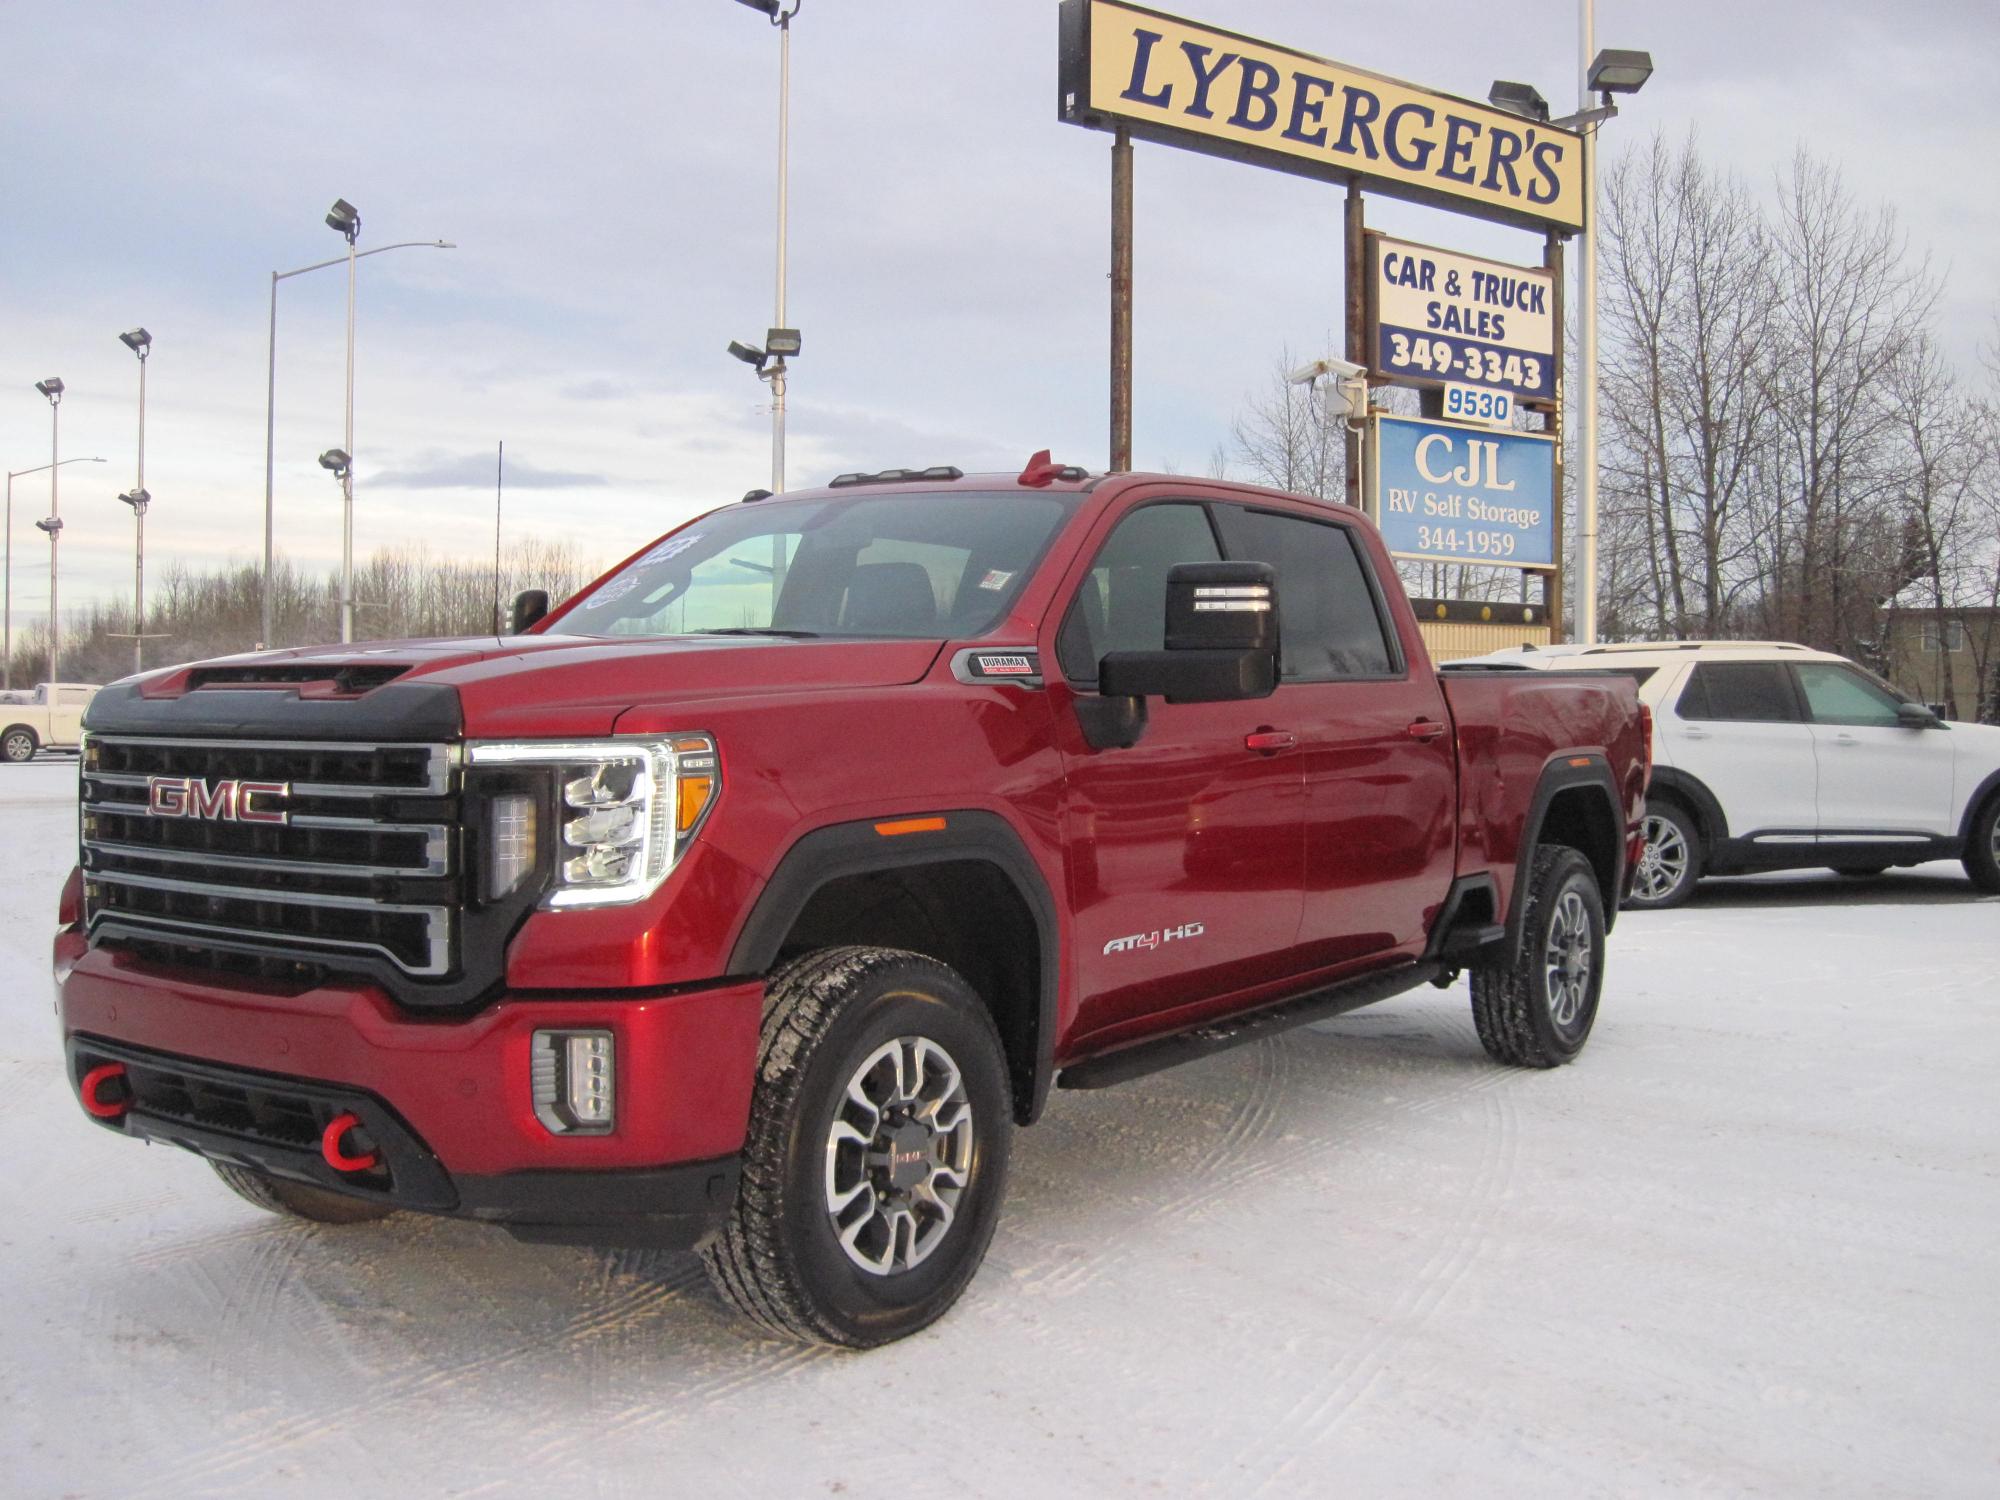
<box><xmin>1058</xmin><ymin>1</ymin><xmax>1584</xmax><ymax>233</ymax></box>
<box><xmin>1373</xmin><ymin>415</ymin><xmax>1556</xmax><ymax>568</ymax></box>
<box><xmin>1369</xmin><ymin>235</ymin><xmax>1555</xmax><ymax>404</ymax></box>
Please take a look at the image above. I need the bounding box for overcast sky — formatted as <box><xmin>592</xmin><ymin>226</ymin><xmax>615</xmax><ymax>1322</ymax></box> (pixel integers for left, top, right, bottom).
<box><xmin>6</xmin><ymin>1</ymin><xmax>1997</xmax><ymax>634</ymax></box>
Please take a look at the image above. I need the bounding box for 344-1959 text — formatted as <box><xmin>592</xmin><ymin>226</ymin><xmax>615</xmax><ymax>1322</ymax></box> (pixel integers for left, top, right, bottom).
<box><xmin>1415</xmin><ymin>526</ymin><xmax>1517</xmax><ymax>558</ymax></box>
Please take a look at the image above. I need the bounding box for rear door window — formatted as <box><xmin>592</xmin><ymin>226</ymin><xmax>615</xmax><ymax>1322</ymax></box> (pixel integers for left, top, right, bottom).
<box><xmin>1677</xmin><ymin>661</ymin><xmax>1802</xmax><ymax>722</ymax></box>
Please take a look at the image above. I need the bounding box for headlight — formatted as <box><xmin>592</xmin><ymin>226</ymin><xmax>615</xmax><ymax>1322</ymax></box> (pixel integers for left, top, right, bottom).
<box><xmin>468</xmin><ymin>735</ymin><xmax>719</xmax><ymax>908</ymax></box>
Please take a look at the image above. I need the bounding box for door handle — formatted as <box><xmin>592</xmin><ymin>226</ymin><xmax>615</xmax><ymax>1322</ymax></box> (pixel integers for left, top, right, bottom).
<box><xmin>1833</xmin><ymin>733</ymin><xmax>1859</xmax><ymax>746</ymax></box>
<box><xmin>1245</xmin><ymin>730</ymin><xmax>1296</xmax><ymax>754</ymax></box>
<box><xmin>1406</xmin><ymin>719</ymin><xmax>1447</xmax><ymax>741</ymax></box>
<box><xmin>1683</xmin><ymin>728</ymin><xmax>1710</xmax><ymax>740</ymax></box>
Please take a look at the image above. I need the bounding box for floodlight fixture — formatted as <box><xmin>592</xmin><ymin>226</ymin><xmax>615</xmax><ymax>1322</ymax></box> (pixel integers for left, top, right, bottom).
<box><xmin>318</xmin><ymin>447</ymin><xmax>352</xmax><ymax>477</ymax></box>
<box><xmin>764</xmin><ymin>327</ymin><xmax>802</xmax><ymax>358</ymax></box>
<box><xmin>119</xmin><ymin>487</ymin><xmax>151</xmax><ymax>512</ymax></box>
<box><xmin>119</xmin><ymin>327</ymin><xmax>153</xmax><ymax>356</ymax></box>
<box><xmin>1487</xmin><ymin>80</ymin><xmax>1550</xmax><ymax>122</ymax></box>
<box><xmin>734</xmin><ymin>0</ymin><xmax>781</xmax><ymax>14</ymax></box>
<box><xmin>728</xmin><ymin>339</ymin><xmax>768</xmax><ymax>369</ymax></box>
<box><xmin>35</xmin><ymin>516</ymin><xmax>63</xmax><ymax>536</ymax></box>
<box><xmin>1587</xmin><ymin>49</ymin><xmax>1653</xmax><ymax>95</ymax></box>
<box><xmin>325</xmin><ymin>197</ymin><xmax>361</xmax><ymax>243</ymax></box>
<box><xmin>35</xmin><ymin>377</ymin><xmax>64</xmax><ymax>402</ymax></box>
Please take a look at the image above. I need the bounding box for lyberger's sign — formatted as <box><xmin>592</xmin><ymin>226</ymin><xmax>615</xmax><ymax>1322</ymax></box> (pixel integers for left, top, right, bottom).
<box><xmin>1059</xmin><ymin>0</ymin><xmax>1584</xmax><ymax>233</ymax></box>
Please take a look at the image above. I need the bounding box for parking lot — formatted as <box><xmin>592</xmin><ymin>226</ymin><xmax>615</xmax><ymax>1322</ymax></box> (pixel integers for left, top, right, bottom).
<box><xmin>4</xmin><ymin>757</ymin><xmax>1995</xmax><ymax>1498</ymax></box>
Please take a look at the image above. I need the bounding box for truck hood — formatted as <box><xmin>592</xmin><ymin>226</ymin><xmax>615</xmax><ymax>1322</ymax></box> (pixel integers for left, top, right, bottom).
<box><xmin>90</xmin><ymin>634</ymin><xmax>945</xmax><ymax>741</ymax></box>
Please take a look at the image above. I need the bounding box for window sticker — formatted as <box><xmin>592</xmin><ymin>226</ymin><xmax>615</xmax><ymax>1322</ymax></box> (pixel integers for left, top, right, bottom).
<box><xmin>590</xmin><ymin>574</ymin><xmax>640</xmax><ymax>605</ymax></box>
<box><xmin>978</xmin><ymin>569</ymin><xmax>1014</xmax><ymax>591</ymax></box>
<box><xmin>638</xmin><ymin>533</ymin><xmax>704</xmax><ymax>568</ymax></box>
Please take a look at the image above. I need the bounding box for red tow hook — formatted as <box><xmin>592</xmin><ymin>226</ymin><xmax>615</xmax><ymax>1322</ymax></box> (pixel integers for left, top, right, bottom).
<box><xmin>80</xmin><ymin>1062</ymin><xmax>131</xmax><ymax>1119</ymax></box>
<box><xmin>320</xmin><ymin>1112</ymin><xmax>380</xmax><ymax>1173</ymax></box>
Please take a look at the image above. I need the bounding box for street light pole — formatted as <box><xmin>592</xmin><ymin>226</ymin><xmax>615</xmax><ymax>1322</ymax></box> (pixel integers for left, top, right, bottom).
<box><xmin>1577</xmin><ymin>0</ymin><xmax>1600</xmax><ymax>644</ymax></box>
<box><xmin>33</xmin><ymin>379</ymin><xmax>65</xmax><ymax>684</ymax></box>
<box><xmin>5</xmin><ymin>456</ymin><xmax>103</xmax><ymax>692</ymax></box>
<box><xmin>325</xmin><ymin>199</ymin><xmax>363</xmax><ymax>643</ymax></box>
<box><xmin>259</xmin><ymin>233</ymin><xmax>454</xmax><ymax>650</ymax></box>
<box><xmin>119</xmin><ymin>328</ymin><xmax>153</xmax><ymax>674</ymax></box>
<box><xmin>769</xmin><ymin>3</ymin><xmax>792</xmax><ymax>494</ymax></box>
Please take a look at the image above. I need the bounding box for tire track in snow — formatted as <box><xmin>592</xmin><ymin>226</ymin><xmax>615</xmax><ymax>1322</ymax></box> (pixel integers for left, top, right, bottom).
<box><xmin>1010</xmin><ymin>1000</ymin><xmax>1512</xmax><ymax>1307</ymax></box>
<box><xmin>126</xmin><ymin>1239</ymin><xmax>720</xmax><ymax>1498</ymax></box>
<box><xmin>1241</xmin><ymin>1077</ymin><xmax>1523</xmax><ymax>1495</ymax></box>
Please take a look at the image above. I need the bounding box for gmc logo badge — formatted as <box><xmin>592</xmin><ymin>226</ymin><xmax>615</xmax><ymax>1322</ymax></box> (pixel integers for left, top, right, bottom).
<box><xmin>146</xmin><ymin>776</ymin><xmax>290</xmax><ymax>825</ymax></box>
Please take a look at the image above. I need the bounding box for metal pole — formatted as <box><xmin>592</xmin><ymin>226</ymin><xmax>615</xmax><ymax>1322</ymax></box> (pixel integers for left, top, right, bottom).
<box><xmin>494</xmin><ymin>440</ymin><xmax>504</xmax><ymax>634</ymax></box>
<box><xmin>48</xmin><ymin>399</ymin><xmax>61</xmax><ymax>684</ymax></box>
<box><xmin>1545</xmin><ymin>231</ymin><xmax>1567</xmax><ymax>644</ymax></box>
<box><xmin>340</xmin><ymin>232</ymin><xmax>358</xmax><ymax>643</ymax></box>
<box><xmin>262</xmin><ymin>271</ymin><xmax>278</xmax><ymax>649</ymax></box>
<box><xmin>769</xmin><ymin>10</ymin><xmax>791</xmax><ymax>496</ymax></box>
<box><xmin>1344</xmin><ymin>180</ymin><xmax>1366</xmax><ymax>512</ymax></box>
<box><xmin>3</xmin><ymin>473</ymin><xmax>11</xmax><ymax>692</ymax></box>
<box><xmin>1110</xmin><ymin>124</ymin><xmax>1133</xmax><ymax>472</ymax></box>
<box><xmin>1577</xmin><ymin>0</ymin><xmax>1600</xmax><ymax>643</ymax></box>
<box><xmin>134</xmin><ymin>349</ymin><xmax>148</xmax><ymax>674</ymax></box>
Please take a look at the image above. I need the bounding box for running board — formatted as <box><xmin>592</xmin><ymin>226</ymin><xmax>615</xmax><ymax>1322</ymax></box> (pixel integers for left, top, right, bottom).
<box><xmin>1057</xmin><ymin>962</ymin><xmax>1443</xmax><ymax>1091</ymax></box>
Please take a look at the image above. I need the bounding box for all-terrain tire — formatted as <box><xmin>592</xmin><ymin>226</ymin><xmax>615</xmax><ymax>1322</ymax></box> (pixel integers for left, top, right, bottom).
<box><xmin>701</xmin><ymin>946</ymin><xmax>1012</xmax><ymax>1348</ymax></box>
<box><xmin>1627</xmin><ymin>799</ymin><xmax>1701</xmax><ymax>910</ymax></box>
<box><xmin>211</xmin><ymin>1162</ymin><xmax>396</xmax><ymax>1225</ymax></box>
<box><xmin>1965</xmin><ymin>794</ymin><xmax>2000</xmax><ymax>894</ymax></box>
<box><xmin>1470</xmin><ymin>846</ymin><xmax>1606</xmax><ymax>1069</ymax></box>
<box><xmin>2</xmin><ymin>727</ymin><xmax>35</xmax><ymax>764</ymax></box>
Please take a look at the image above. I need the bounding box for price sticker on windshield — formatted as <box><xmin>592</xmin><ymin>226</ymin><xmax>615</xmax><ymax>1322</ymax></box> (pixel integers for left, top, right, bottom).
<box><xmin>1442</xmin><ymin>383</ymin><xmax>1513</xmax><ymax>428</ymax></box>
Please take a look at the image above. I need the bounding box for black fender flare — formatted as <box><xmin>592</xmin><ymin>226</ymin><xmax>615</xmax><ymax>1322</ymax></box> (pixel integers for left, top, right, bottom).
<box><xmin>1509</xmin><ymin>754</ymin><xmax>1628</xmax><ymax>949</ymax></box>
<box><xmin>727</xmin><ymin>810</ymin><xmax>1061</xmax><ymax>1123</ymax></box>
<box><xmin>1645</xmin><ymin>766</ymin><xmax>1730</xmax><ymax>847</ymax></box>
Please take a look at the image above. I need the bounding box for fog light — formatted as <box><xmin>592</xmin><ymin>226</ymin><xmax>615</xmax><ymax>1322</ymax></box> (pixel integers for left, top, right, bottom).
<box><xmin>531</xmin><ymin>1029</ymin><xmax>615</xmax><ymax>1134</ymax></box>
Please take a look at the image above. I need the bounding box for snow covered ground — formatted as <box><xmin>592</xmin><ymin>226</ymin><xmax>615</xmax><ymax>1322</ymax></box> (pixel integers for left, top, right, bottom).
<box><xmin>4</xmin><ymin>755</ymin><xmax>1996</xmax><ymax>1498</ymax></box>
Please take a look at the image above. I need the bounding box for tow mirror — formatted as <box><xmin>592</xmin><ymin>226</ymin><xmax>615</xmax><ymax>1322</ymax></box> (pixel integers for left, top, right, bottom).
<box><xmin>1896</xmin><ymin>700</ymin><xmax>1943</xmax><ymax>730</ymax></box>
<box><xmin>1077</xmin><ymin>563</ymin><xmax>1280</xmax><ymax>752</ymax></box>
<box><xmin>510</xmin><ymin>589</ymin><xmax>550</xmax><ymax>635</ymax></box>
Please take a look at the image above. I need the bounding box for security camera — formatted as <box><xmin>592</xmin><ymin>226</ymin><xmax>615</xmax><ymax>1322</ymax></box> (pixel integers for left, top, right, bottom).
<box><xmin>1287</xmin><ymin>355</ymin><xmax>1368</xmax><ymax>386</ymax></box>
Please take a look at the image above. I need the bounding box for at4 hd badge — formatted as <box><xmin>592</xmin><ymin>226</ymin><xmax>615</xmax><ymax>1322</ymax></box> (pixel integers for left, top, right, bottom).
<box><xmin>1103</xmin><ymin>921</ymin><xmax>1205</xmax><ymax>956</ymax></box>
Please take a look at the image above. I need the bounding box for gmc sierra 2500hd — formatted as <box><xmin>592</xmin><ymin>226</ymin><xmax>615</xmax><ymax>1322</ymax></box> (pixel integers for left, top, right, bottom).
<box><xmin>56</xmin><ymin>456</ymin><xmax>1647</xmax><ymax>1346</ymax></box>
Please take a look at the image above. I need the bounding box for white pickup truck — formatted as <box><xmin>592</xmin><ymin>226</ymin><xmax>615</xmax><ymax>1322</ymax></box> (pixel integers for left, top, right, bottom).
<box><xmin>2</xmin><ymin>683</ymin><xmax>99</xmax><ymax>762</ymax></box>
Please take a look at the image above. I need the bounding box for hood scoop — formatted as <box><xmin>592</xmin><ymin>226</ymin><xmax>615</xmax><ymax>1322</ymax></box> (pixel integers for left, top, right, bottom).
<box><xmin>181</xmin><ymin>662</ymin><xmax>413</xmax><ymax>698</ymax></box>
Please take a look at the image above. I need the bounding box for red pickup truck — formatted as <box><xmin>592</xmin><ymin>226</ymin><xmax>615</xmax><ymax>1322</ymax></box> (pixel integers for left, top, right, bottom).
<box><xmin>56</xmin><ymin>458</ymin><xmax>1646</xmax><ymax>1347</ymax></box>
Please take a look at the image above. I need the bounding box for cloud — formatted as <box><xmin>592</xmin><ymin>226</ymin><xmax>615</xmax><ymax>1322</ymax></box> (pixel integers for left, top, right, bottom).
<box><xmin>369</xmin><ymin>450</ymin><xmax>609</xmax><ymax>491</ymax></box>
<box><xmin>559</xmin><ymin>378</ymin><xmax>630</xmax><ymax>402</ymax></box>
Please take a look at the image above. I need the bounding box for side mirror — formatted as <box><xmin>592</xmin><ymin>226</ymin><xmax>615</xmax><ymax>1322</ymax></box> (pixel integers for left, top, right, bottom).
<box><xmin>1896</xmin><ymin>701</ymin><xmax>1944</xmax><ymax>730</ymax></box>
<box><xmin>509</xmin><ymin>589</ymin><xmax>550</xmax><ymax>635</ymax></box>
<box><xmin>1099</xmin><ymin>562</ymin><xmax>1279</xmax><ymax>704</ymax></box>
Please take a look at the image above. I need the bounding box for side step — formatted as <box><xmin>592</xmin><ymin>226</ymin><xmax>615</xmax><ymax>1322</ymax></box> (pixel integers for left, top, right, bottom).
<box><xmin>1057</xmin><ymin>961</ymin><xmax>1442</xmax><ymax>1092</ymax></box>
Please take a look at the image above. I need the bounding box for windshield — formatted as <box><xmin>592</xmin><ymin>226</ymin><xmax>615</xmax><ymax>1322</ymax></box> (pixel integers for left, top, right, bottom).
<box><xmin>555</xmin><ymin>491</ymin><xmax>1078</xmax><ymax>640</ymax></box>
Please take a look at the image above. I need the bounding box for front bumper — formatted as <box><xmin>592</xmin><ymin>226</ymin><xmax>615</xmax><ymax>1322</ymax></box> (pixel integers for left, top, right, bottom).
<box><xmin>57</xmin><ymin>935</ymin><xmax>761</xmax><ymax>1248</ymax></box>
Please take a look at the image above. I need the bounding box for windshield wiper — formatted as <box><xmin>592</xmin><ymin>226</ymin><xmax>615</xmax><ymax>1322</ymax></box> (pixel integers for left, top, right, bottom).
<box><xmin>692</xmin><ymin>627</ymin><xmax>822</xmax><ymax>638</ymax></box>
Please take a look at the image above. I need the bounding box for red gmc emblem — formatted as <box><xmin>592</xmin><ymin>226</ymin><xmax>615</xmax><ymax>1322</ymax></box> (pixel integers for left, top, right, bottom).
<box><xmin>146</xmin><ymin>776</ymin><xmax>290</xmax><ymax>825</ymax></box>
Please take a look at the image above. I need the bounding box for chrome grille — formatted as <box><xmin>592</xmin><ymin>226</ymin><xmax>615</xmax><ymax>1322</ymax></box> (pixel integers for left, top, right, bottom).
<box><xmin>80</xmin><ymin>735</ymin><xmax>458</xmax><ymax>976</ymax></box>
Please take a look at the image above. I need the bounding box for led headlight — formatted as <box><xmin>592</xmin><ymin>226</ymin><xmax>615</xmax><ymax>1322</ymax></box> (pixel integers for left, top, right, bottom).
<box><xmin>469</xmin><ymin>736</ymin><xmax>719</xmax><ymax>908</ymax></box>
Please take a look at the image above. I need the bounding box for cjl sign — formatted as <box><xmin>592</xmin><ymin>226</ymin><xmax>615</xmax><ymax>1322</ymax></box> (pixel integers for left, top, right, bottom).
<box><xmin>1372</xmin><ymin>415</ymin><xmax>1555</xmax><ymax>569</ymax></box>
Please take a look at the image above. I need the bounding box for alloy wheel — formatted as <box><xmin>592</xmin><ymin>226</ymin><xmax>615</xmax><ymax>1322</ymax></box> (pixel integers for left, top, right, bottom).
<box><xmin>1543</xmin><ymin>889</ymin><xmax>1594</xmax><ymax>1034</ymax></box>
<box><xmin>823</xmin><ymin>1035</ymin><xmax>974</xmax><ymax>1277</ymax></box>
<box><xmin>1633</xmin><ymin>814</ymin><xmax>1688</xmax><ymax>903</ymax></box>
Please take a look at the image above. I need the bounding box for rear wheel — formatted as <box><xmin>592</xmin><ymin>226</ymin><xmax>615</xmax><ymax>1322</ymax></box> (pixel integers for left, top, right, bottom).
<box><xmin>702</xmin><ymin>946</ymin><xmax>1012</xmax><ymax>1347</ymax></box>
<box><xmin>2</xmin><ymin>728</ymin><xmax>35</xmax><ymax>763</ymax></box>
<box><xmin>1965</xmin><ymin>796</ymin><xmax>2000</xmax><ymax>894</ymax></box>
<box><xmin>1470</xmin><ymin>846</ymin><xmax>1606</xmax><ymax>1069</ymax></box>
<box><xmin>1627</xmin><ymin>800</ymin><xmax>1701</xmax><ymax>909</ymax></box>
<box><xmin>211</xmin><ymin>1162</ymin><xmax>395</xmax><ymax>1225</ymax></box>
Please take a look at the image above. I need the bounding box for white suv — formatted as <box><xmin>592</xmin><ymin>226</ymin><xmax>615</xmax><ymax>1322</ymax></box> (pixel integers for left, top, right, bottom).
<box><xmin>1459</xmin><ymin>642</ymin><xmax>2000</xmax><ymax>907</ymax></box>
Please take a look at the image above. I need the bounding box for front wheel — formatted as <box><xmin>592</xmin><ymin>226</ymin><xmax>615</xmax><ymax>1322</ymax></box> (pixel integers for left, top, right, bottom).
<box><xmin>1965</xmin><ymin>796</ymin><xmax>2000</xmax><ymax>894</ymax></box>
<box><xmin>1627</xmin><ymin>800</ymin><xmax>1701</xmax><ymax>909</ymax></box>
<box><xmin>702</xmin><ymin>946</ymin><xmax>1012</xmax><ymax>1347</ymax></box>
<box><xmin>1470</xmin><ymin>846</ymin><xmax>1606</xmax><ymax>1069</ymax></box>
<box><xmin>2</xmin><ymin>728</ymin><xmax>35</xmax><ymax>764</ymax></box>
